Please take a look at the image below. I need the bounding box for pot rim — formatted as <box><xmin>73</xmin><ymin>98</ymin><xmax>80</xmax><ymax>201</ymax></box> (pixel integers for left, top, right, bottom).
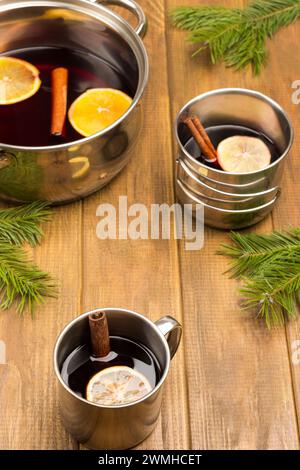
<box><xmin>175</xmin><ymin>87</ymin><xmax>294</xmax><ymax>177</ymax></box>
<box><xmin>53</xmin><ymin>308</ymin><xmax>171</xmax><ymax>410</ymax></box>
<box><xmin>0</xmin><ymin>0</ymin><xmax>149</xmax><ymax>152</ymax></box>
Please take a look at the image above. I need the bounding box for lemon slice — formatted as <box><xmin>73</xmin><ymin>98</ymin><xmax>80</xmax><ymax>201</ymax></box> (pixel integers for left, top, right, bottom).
<box><xmin>0</xmin><ymin>57</ymin><xmax>41</xmax><ymax>105</ymax></box>
<box><xmin>68</xmin><ymin>88</ymin><xmax>133</xmax><ymax>137</ymax></box>
<box><xmin>217</xmin><ymin>136</ymin><xmax>272</xmax><ymax>173</ymax></box>
<box><xmin>69</xmin><ymin>156</ymin><xmax>90</xmax><ymax>179</ymax></box>
<box><xmin>86</xmin><ymin>366</ymin><xmax>153</xmax><ymax>406</ymax></box>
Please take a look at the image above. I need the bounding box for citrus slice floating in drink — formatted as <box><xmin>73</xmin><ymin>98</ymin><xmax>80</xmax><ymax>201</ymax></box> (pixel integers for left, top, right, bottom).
<box><xmin>86</xmin><ymin>366</ymin><xmax>153</xmax><ymax>406</ymax></box>
<box><xmin>68</xmin><ymin>88</ymin><xmax>133</xmax><ymax>137</ymax></box>
<box><xmin>217</xmin><ymin>136</ymin><xmax>272</xmax><ymax>173</ymax></box>
<box><xmin>0</xmin><ymin>57</ymin><xmax>41</xmax><ymax>105</ymax></box>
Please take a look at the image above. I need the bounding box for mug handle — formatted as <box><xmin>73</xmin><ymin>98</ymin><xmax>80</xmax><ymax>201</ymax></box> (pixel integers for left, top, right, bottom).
<box><xmin>95</xmin><ymin>0</ymin><xmax>147</xmax><ymax>38</ymax></box>
<box><xmin>155</xmin><ymin>316</ymin><xmax>182</xmax><ymax>359</ymax></box>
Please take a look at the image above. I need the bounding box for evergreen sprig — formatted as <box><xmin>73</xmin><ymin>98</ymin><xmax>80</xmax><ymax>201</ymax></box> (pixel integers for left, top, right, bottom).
<box><xmin>218</xmin><ymin>229</ymin><xmax>300</xmax><ymax>328</ymax></box>
<box><xmin>0</xmin><ymin>201</ymin><xmax>50</xmax><ymax>246</ymax></box>
<box><xmin>0</xmin><ymin>242</ymin><xmax>56</xmax><ymax>315</ymax></box>
<box><xmin>0</xmin><ymin>202</ymin><xmax>56</xmax><ymax>315</ymax></box>
<box><xmin>171</xmin><ymin>0</ymin><xmax>300</xmax><ymax>74</ymax></box>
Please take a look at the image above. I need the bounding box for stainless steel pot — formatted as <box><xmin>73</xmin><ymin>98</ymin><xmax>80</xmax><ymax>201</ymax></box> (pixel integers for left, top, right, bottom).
<box><xmin>176</xmin><ymin>158</ymin><xmax>280</xmax><ymax>210</ymax></box>
<box><xmin>0</xmin><ymin>0</ymin><xmax>148</xmax><ymax>204</ymax></box>
<box><xmin>176</xmin><ymin>179</ymin><xmax>279</xmax><ymax>230</ymax></box>
<box><xmin>54</xmin><ymin>308</ymin><xmax>182</xmax><ymax>450</ymax></box>
<box><xmin>176</xmin><ymin>88</ymin><xmax>293</xmax><ymax>194</ymax></box>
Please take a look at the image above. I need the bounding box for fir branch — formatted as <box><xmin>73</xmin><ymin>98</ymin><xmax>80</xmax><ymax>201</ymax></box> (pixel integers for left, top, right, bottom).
<box><xmin>218</xmin><ymin>229</ymin><xmax>300</xmax><ymax>278</ymax></box>
<box><xmin>240</xmin><ymin>261</ymin><xmax>300</xmax><ymax>328</ymax></box>
<box><xmin>218</xmin><ymin>229</ymin><xmax>300</xmax><ymax>328</ymax></box>
<box><xmin>0</xmin><ymin>243</ymin><xmax>57</xmax><ymax>315</ymax></box>
<box><xmin>171</xmin><ymin>0</ymin><xmax>300</xmax><ymax>74</ymax></box>
<box><xmin>0</xmin><ymin>202</ymin><xmax>56</xmax><ymax>315</ymax></box>
<box><xmin>0</xmin><ymin>202</ymin><xmax>51</xmax><ymax>246</ymax></box>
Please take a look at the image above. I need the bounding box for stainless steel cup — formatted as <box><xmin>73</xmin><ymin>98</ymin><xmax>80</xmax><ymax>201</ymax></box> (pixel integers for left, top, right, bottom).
<box><xmin>176</xmin><ymin>178</ymin><xmax>279</xmax><ymax>230</ymax></box>
<box><xmin>175</xmin><ymin>88</ymin><xmax>293</xmax><ymax>229</ymax></box>
<box><xmin>54</xmin><ymin>308</ymin><xmax>182</xmax><ymax>450</ymax></box>
<box><xmin>0</xmin><ymin>0</ymin><xmax>148</xmax><ymax>204</ymax></box>
<box><xmin>176</xmin><ymin>88</ymin><xmax>294</xmax><ymax>193</ymax></box>
<box><xmin>176</xmin><ymin>158</ymin><xmax>280</xmax><ymax>210</ymax></box>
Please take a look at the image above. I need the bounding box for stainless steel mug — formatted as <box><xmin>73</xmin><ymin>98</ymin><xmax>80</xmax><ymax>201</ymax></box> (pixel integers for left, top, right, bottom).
<box><xmin>176</xmin><ymin>88</ymin><xmax>294</xmax><ymax>193</ymax></box>
<box><xmin>0</xmin><ymin>0</ymin><xmax>148</xmax><ymax>204</ymax></box>
<box><xmin>54</xmin><ymin>308</ymin><xmax>182</xmax><ymax>449</ymax></box>
<box><xmin>176</xmin><ymin>158</ymin><xmax>280</xmax><ymax>209</ymax></box>
<box><xmin>175</xmin><ymin>88</ymin><xmax>293</xmax><ymax>229</ymax></box>
<box><xmin>176</xmin><ymin>177</ymin><xmax>279</xmax><ymax>230</ymax></box>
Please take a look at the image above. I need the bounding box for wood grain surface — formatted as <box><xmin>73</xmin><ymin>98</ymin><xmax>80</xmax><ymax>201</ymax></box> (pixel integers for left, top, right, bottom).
<box><xmin>0</xmin><ymin>0</ymin><xmax>299</xmax><ymax>450</ymax></box>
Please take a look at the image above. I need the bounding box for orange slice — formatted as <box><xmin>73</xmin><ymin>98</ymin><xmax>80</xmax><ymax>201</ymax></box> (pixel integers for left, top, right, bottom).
<box><xmin>43</xmin><ymin>8</ymin><xmax>83</xmax><ymax>21</ymax></box>
<box><xmin>68</xmin><ymin>88</ymin><xmax>133</xmax><ymax>137</ymax></box>
<box><xmin>0</xmin><ymin>57</ymin><xmax>41</xmax><ymax>105</ymax></box>
<box><xmin>217</xmin><ymin>136</ymin><xmax>272</xmax><ymax>173</ymax></box>
<box><xmin>86</xmin><ymin>366</ymin><xmax>153</xmax><ymax>406</ymax></box>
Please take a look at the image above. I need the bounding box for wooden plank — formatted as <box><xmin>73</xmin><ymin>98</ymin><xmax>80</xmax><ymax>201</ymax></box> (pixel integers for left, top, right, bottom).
<box><xmin>266</xmin><ymin>17</ymin><xmax>300</xmax><ymax>442</ymax></box>
<box><xmin>0</xmin><ymin>204</ymin><xmax>82</xmax><ymax>449</ymax></box>
<box><xmin>166</xmin><ymin>0</ymin><xmax>299</xmax><ymax>449</ymax></box>
<box><xmin>80</xmin><ymin>0</ymin><xmax>190</xmax><ymax>450</ymax></box>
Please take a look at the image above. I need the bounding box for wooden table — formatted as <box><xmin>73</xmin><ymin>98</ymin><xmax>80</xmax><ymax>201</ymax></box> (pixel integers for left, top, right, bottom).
<box><xmin>1</xmin><ymin>0</ymin><xmax>300</xmax><ymax>450</ymax></box>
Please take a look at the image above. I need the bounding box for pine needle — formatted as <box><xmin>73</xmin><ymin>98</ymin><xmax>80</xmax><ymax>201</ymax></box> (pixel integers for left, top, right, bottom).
<box><xmin>0</xmin><ymin>202</ymin><xmax>56</xmax><ymax>315</ymax></box>
<box><xmin>171</xmin><ymin>0</ymin><xmax>300</xmax><ymax>74</ymax></box>
<box><xmin>218</xmin><ymin>229</ymin><xmax>300</xmax><ymax>328</ymax></box>
<box><xmin>0</xmin><ymin>242</ymin><xmax>56</xmax><ymax>315</ymax></box>
<box><xmin>0</xmin><ymin>201</ymin><xmax>51</xmax><ymax>246</ymax></box>
<box><xmin>218</xmin><ymin>229</ymin><xmax>300</xmax><ymax>278</ymax></box>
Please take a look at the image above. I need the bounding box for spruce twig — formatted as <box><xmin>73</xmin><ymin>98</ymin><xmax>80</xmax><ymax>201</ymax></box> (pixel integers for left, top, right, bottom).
<box><xmin>218</xmin><ymin>229</ymin><xmax>300</xmax><ymax>278</ymax></box>
<box><xmin>0</xmin><ymin>201</ymin><xmax>51</xmax><ymax>246</ymax></box>
<box><xmin>218</xmin><ymin>229</ymin><xmax>300</xmax><ymax>328</ymax></box>
<box><xmin>0</xmin><ymin>202</ymin><xmax>56</xmax><ymax>315</ymax></box>
<box><xmin>171</xmin><ymin>0</ymin><xmax>300</xmax><ymax>75</ymax></box>
<box><xmin>0</xmin><ymin>243</ymin><xmax>57</xmax><ymax>315</ymax></box>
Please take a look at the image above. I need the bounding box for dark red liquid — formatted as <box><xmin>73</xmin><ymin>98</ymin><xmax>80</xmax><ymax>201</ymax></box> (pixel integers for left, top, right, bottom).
<box><xmin>185</xmin><ymin>124</ymin><xmax>281</xmax><ymax>170</ymax></box>
<box><xmin>0</xmin><ymin>47</ymin><xmax>134</xmax><ymax>147</ymax></box>
<box><xmin>61</xmin><ymin>336</ymin><xmax>162</xmax><ymax>399</ymax></box>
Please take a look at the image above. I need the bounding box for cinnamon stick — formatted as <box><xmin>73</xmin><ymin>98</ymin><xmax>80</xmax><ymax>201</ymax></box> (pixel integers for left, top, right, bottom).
<box><xmin>191</xmin><ymin>115</ymin><xmax>218</xmax><ymax>158</ymax></box>
<box><xmin>183</xmin><ymin>115</ymin><xmax>219</xmax><ymax>165</ymax></box>
<box><xmin>51</xmin><ymin>67</ymin><xmax>68</xmax><ymax>136</ymax></box>
<box><xmin>89</xmin><ymin>311</ymin><xmax>111</xmax><ymax>358</ymax></box>
<box><xmin>183</xmin><ymin>116</ymin><xmax>216</xmax><ymax>162</ymax></box>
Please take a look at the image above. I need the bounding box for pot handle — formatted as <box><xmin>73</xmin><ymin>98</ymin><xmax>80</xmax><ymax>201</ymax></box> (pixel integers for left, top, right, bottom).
<box><xmin>97</xmin><ymin>0</ymin><xmax>147</xmax><ymax>38</ymax></box>
<box><xmin>0</xmin><ymin>150</ymin><xmax>14</xmax><ymax>170</ymax></box>
<box><xmin>155</xmin><ymin>316</ymin><xmax>182</xmax><ymax>359</ymax></box>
